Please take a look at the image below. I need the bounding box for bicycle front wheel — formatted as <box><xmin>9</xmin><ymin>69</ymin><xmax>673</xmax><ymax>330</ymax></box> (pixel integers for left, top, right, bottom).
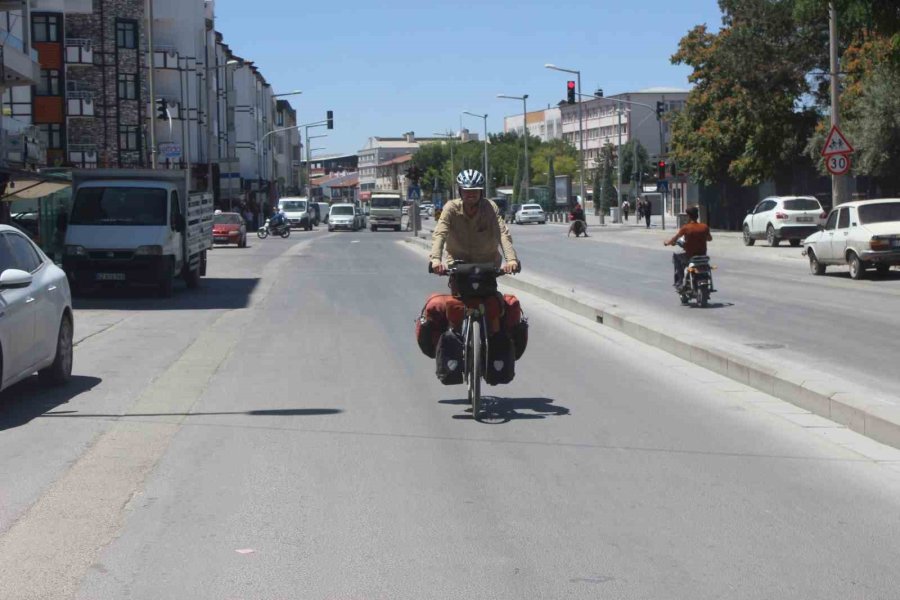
<box><xmin>470</xmin><ymin>319</ymin><xmax>482</xmax><ymax>419</ymax></box>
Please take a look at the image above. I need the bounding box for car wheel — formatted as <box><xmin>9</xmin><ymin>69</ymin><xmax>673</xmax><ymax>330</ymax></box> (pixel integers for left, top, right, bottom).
<box><xmin>875</xmin><ymin>263</ymin><xmax>890</xmax><ymax>276</ymax></box>
<box><xmin>789</xmin><ymin>239</ymin><xmax>801</xmax><ymax>247</ymax></box>
<box><xmin>742</xmin><ymin>225</ymin><xmax>755</xmax><ymax>246</ymax></box>
<box><xmin>808</xmin><ymin>250</ymin><xmax>826</xmax><ymax>275</ymax></box>
<box><xmin>39</xmin><ymin>313</ymin><xmax>73</xmax><ymax>386</ymax></box>
<box><xmin>848</xmin><ymin>252</ymin><xmax>866</xmax><ymax>280</ymax></box>
<box><xmin>767</xmin><ymin>225</ymin><xmax>779</xmax><ymax>247</ymax></box>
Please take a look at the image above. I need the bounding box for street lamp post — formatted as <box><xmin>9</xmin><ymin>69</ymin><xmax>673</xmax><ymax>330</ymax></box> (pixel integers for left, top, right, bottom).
<box><xmin>306</xmin><ymin>133</ymin><xmax>327</xmax><ymax>199</ymax></box>
<box><xmin>463</xmin><ymin>111</ymin><xmax>489</xmax><ymax>196</ymax></box>
<box><xmin>545</xmin><ymin>64</ymin><xmax>586</xmax><ymax>220</ymax></box>
<box><xmin>497</xmin><ymin>94</ymin><xmax>529</xmax><ymax>202</ymax></box>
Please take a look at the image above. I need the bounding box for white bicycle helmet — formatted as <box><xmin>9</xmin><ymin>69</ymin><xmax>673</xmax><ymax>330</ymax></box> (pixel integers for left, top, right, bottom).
<box><xmin>456</xmin><ymin>169</ymin><xmax>485</xmax><ymax>190</ymax></box>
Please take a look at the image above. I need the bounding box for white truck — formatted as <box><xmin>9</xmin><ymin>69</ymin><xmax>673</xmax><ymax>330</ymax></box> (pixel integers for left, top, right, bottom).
<box><xmin>62</xmin><ymin>169</ymin><xmax>213</xmax><ymax>297</ymax></box>
<box><xmin>369</xmin><ymin>191</ymin><xmax>403</xmax><ymax>232</ymax></box>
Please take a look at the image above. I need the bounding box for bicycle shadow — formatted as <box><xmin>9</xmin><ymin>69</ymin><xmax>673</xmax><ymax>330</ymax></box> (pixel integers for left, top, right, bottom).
<box><xmin>439</xmin><ymin>397</ymin><xmax>570</xmax><ymax>424</ymax></box>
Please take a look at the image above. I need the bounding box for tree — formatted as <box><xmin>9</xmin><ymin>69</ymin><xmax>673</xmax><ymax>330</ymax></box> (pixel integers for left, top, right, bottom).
<box><xmin>592</xmin><ymin>167</ymin><xmax>602</xmax><ymax>215</ymax></box>
<box><xmin>619</xmin><ymin>140</ymin><xmax>651</xmax><ymax>186</ymax></box>
<box><xmin>670</xmin><ymin>0</ymin><xmax>820</xmax><ymax>188</ymax></box>
<box><xmin>598</xmin><ymin>143</ymin><xmax>617</xmax><ymax>214</ymax></box>
<box><xmin>547</xmin><ymin>155</ymin><xmax>557</xmax><ymax>205</ymax></box>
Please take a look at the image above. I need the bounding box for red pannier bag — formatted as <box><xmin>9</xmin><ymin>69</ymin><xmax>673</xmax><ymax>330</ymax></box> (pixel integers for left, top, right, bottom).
<box><xmin>502</xmin><ymin>294</ymin><xmax>528</xmax><ymax>360</ymax></box>
<box><xmin>416</xmin><ymin>294</ymin><xmax>449</xmax><ymax>358</ymax></box>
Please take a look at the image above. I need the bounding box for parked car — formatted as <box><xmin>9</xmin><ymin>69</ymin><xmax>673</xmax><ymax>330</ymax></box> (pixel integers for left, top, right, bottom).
<box><xmin>317</xmin><ymin>202</ymin><xmax>331</xmax><ymax>225</ymax></box>
<box><xmin>419</xmin><ymin>204</ymin><xmax>434</xmax><ymax>218</ymax></box>
<box><xmin>515</xmin><ymin>203</ymin><xmax>547</xmax><ymax>225</ymax></box>
<box><xmin>743</xmin><ymin>196</ymin><xmax>826</xmax><ymax>247</ymax></box>
<box><xmin>0</xmin><ymin>225</ymin><xmax>73</xmax><ymax>392</ymax></box>
<box><xmin>803</xmin><ymin>199</ymin><xmax>900</xmax><ymax>280</ymax></box>
<box><xmin>278</xmin><ymin>197</ymin><xmax>313</xmax><ymax>230</ymax></box>
<box><xmin>328</xmin><ymin>204</ymin><xmax>360</xmax><ymax>232</ymax></box>
<box><xmin>212</xmin><ymin>212</ymin><xmax>247</xmax><ymax>247</ymax></box>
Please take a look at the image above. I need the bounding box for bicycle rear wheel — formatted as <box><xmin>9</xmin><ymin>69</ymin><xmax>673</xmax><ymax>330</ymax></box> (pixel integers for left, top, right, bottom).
<box><xmin>470</xmin><ymin>319</ymin><xmax>482</xmax><ymax>418</ymax></box>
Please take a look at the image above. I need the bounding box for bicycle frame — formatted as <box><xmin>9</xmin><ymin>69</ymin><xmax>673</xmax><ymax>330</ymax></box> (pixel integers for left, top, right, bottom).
<box><xmin>461</xmin><ymin>305</ymin><xmax>488</xmax><ymax>385</ymax></box>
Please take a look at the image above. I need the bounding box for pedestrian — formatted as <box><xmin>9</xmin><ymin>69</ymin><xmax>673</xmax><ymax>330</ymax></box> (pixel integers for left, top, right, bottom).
<box><xmin>622</xmin><ymin>199</ymin><xmax>630</xmax><ymax>222</ymax></box>
<box><xmin>644</xmin><ymin>199</ymin><xmax>652</xmax><ymax>228</ymax></box>
<box><xmin>636</xmin><ymin>197</ymin><xmax>644</xmax><ymax>222</ymax></box>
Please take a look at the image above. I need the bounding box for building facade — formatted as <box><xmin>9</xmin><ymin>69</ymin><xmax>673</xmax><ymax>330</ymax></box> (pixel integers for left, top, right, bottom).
<box><xmin>503</xmin><ymin>106</ymin><xmax>562</xmax><ymax>142</ymax></box>
<box><xmin>357</xmin><ymin>132</ymin><xmax>452</xmax><ymax>198</ymax></box>
<box><xmin>273</xmin><ymin>98</ymin><xmax>300</xmax><ymax>195</ymax></box>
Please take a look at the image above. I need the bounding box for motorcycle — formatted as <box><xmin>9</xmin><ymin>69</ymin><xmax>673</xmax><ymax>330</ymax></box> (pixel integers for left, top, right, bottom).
<box><xmin>675</xmin><ymin>237</ymin><xmax>715</xmax><ymax>307</ymax></box>
<box><xmin>257</xmin><ymin>218</ymin><xmax>291</xmax><ymax>239</ymax></box>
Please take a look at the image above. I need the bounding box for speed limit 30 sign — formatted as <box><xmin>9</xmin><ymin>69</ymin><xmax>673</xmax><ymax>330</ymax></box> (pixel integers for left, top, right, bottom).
<box><xmin>826</xmin><ymin>153</ymin><xmax>851</xmax><ymax>176</ymax></box>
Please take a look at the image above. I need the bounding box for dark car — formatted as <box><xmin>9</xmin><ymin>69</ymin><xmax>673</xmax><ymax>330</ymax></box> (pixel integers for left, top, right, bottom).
<box><xmin>507</xmin><ymin>203</ymin><xmax>522</xmax><ymax>223</ymax></box>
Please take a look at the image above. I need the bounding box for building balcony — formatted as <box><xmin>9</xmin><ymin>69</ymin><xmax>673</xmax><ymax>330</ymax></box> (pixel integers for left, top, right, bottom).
<box><xmin>65</xmin><ymin>38</ymin><xmax>94</xmax><ymax>65</ymax></box>
<box><xmin>67</xmin><ymin>91</ymin><xmax>95</xmax><ymax>117</ymax></box>
<box><xmin>152</xmin><ymin>46</ymin><xmax>180</xmax><ymax>70</ymax></box>
<box><xmin>0</xmin><ymin>123</ymin><xmax>45</xmax><ymax>167</ymax></box>
<box><xmin>0</xmin><ymin>29</ymin><xmax>41</xmax><ymax>86</ymax></box>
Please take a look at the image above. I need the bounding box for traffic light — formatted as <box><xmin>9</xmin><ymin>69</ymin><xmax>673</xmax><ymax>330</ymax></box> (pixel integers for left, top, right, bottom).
<box><xmin>326</xmin><ymin>110</ymin><xmax>334</xmax><ymax>130</ymax></box>
<box><xmin>566</xmin><ymin>81</ymin><xmax>576</xmax><ymax>105</ymax></box>
<box><xmin>656</xmin><ymin>101</ymin><xmax>665</xmax><ymax>120</ymax></box>
<box><xmin>156</xmin><ymin>98</ymin><xmax>168</xmax><ymax>121</ymax></box>
<box><xmin>657</xmin><ymin>160</ymin><xmax>667</xmax><ymax>180</ymax></box>
<box><xmin>594</xmin><ymin>88</ymin><xmax>604</xmax><ymax>98</ymax></box>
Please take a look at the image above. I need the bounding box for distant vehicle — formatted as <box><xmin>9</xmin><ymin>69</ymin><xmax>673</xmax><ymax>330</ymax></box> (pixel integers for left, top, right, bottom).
<box><xmin>420</xmin><ymin>204</ymin><xmax>434</xmax><ymax>219</ymax></box>
<box><xmin>278</xmin><ymin>197</ymin><xmax>313</xmax><ymax>231</ymax></box>
<box><xmin>370</xmin><ymin>192</ymin><xmax>403</xmax><ymax>232</ymax></box>
<box><xmin>803</xmin><ymin>199</ymin><xmax>900</xmax><ymax>280</ymax></box>
<box><xmin>212</xmin><ymin>212</ymin><xmax>247</xmax><ymax>248</ymax></box>
<box><xmin>328</xmin><ymin>204</ymin><xmax>360</xmax><ymax>232</ymax></box>
<box><xmin>507</xmin><ymin>203</ymin><xmax>522</xmax><ymax>223</ymax></box>
<box><xmin>62</xmin><ymin>169</ymin><xmax>213</xmax><ymax>297</ymax></box>
<box><xmin>743</xmin><ymin>196</ymin><xmax>826</xmax><ymax>247</ymax></box>
<box><xmin>515</xmin><ymin>204</ymin><xmax>547</xmax><ymax>225</ymax></box>
<box><xmin>355</xmin><ymin>205</ymin><xmax>367</xmax><ymax>229</ymax></box>
<box><xmin>317</xmin><ymin>202</ymin><xmax>331</xmax><ymax>225</ymax></box>
<box><xmin>1</xmin><ymin>225</ymin><xmax>73</xmax><ymax>392</ymax></box>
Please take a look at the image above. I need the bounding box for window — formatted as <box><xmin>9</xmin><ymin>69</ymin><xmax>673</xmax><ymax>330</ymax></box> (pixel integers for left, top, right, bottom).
<box><xmin>170</xmin><ymin>192</ymin><xmax>180</xmax><ymax>231</ymax></box>
<box><xmin>38</xmin><ymin>124</ymin><xmax>64</xmax><ymax>149</ymax></box>
<box><xmin>32</xmin><ymin>14</ymin><xmax>60</xmax><ymax>43</ymax></box>
<box><xmin>37</xmin><ymin>69</ymin><xmax>61</xmax><ymax>96</ymax></box>
<box><xmin>824</xmin><ymin>210</ymin><xmax>838</xmax><ymax>231</ymax></box>
<box><xmin>837</xmin><ymin>207</ymin><xmax>850</xmax><ymax>229</ymax></box>
<box><xmin>116</xmin><ymin>21</ymin><xmax>137</xmax><ymax>49</ymax></box>
<box><xmin>118</xmin><ymin>125</ymin><xmax>139</xmax><ymax>151</ymax></box>
<box><xmin>117</xmin><ymin>73</ymin><xmax>136</xmax><ymax>100</ymax></box>
<box><xmin>5</xmin><ymin>233</ymin><xmax>42</xmax><ymax>273</ymax></box>
<box><xmin>858</xmin><ymin>202</ymin><xmax>900</xmax><ymax>225</ymax></box>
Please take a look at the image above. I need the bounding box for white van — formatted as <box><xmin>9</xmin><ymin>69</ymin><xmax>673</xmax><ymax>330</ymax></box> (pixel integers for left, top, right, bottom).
<box><xmin>278</xmin><ymin>197</ymin><xmax>313</xmax><ymax>230</ymax></box>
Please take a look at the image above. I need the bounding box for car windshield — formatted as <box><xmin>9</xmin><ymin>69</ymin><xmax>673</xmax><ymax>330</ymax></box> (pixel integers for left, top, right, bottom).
<box><xmin>331</xmin><ymin>206</ymin><xmax>354</xmax><ymax>216</ymax></box>
<box><xmin>71</xmin><ymin>187</ymin><xmax>168</xmax><ymax>226</ymax></box>
<box><xmin>523</xmin><ymin>204</ymin><xmax>542</xmax><ymax>211</ymax></box>
<box><xmin>858</xmin><ymin>202</ymin><xmax>900</xmax><ymax>225</ymax></box>
<box><xmin>783</xmin><ymin>199</ymin><xmax>821</xmax><ymax>211</ymax></box>
<box><xmin>280</xmin><ymin>201</ymin><xmax>306</xmax><ymax>211</ymax></box>
<box><xmin>214</xmin><ymin>214</ymin><xmax>243</xmax><ymax>225</ymax></box>
<box><xmin>371</xmin><ymin>197</ymin><xmax>400</xmax><ymax>209</ymax></box>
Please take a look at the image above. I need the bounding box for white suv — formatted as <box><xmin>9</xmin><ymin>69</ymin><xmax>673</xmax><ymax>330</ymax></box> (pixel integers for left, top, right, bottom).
<box><xmin>742</xmin><ymin>196</ymin><xmax>826</xmax><ymax>247</ymax></box>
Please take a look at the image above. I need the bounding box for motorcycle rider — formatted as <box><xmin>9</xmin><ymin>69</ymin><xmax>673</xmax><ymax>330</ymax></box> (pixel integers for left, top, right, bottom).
<box><xmin>270</xmin><ymin>204</ymin><xmax>288</xmax><ymax>232</ymax></box>
<box><xmin>663</xmin><ymin>205</ymin><xmax>712</xmax><ymax>290</ymax></box>
<box><xmin>430</xmin><ymin>169</ymin><xmax>519</xmax><ymax>275</ymax></box>
<box><xmin>569</xmin><ymin>202</ymin><xmax>588</xmax><ymax>237</ymax></box>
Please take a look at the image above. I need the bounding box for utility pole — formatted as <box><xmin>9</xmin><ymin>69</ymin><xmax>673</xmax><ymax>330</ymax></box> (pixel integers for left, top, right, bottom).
<box><xmin>146</xmin><ymin>0</ymin><xmax>157</xmax><ymax>168</ymax></box>
<box><xmin>616</xmin><ymin>107</ymin><xmax>623</xmax><ymax>222</ymax></box>
<box><xmin>829</xmin><ymin>2</ymin><xmax>849</xmax><ymax>207</ymax></box>
<box><xmin>658</xmin><ymin>96</ymin><xmax>667</xmax><ymax>231</ymax></box>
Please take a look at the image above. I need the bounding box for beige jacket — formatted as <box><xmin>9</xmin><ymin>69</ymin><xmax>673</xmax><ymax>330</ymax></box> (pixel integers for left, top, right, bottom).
<box><xmin>430</xmin><ymin>199</ymin><xmax>518</xmax><ymax>267</ymax></box>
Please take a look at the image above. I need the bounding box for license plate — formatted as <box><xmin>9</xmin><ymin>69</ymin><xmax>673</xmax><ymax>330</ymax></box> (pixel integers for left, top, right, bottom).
<box><xmin>96</xmin><ymin>273</ymin><xmax>125</xmax><ymax>281</ymax></box>
<box><xmin>797</xmin><ymin>217</ymin><xmax>813</xmax><ymax>223</ymax></box>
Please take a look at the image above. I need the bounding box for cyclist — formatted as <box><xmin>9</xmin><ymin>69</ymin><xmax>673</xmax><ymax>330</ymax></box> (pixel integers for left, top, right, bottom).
<box><xmin>430</xmin><ymin>169</ymin><xmax>519</xmax><ymax>275</ymax></box>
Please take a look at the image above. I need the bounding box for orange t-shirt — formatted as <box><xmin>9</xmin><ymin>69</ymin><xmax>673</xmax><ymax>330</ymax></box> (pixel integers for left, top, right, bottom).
<box><xmin>675</xmin><ymin>222</ymin><xmax>711</xmax><ymax>256</ymax></box>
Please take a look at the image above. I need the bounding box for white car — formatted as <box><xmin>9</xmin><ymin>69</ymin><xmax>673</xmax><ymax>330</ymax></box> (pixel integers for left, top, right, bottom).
<box><xmin>328</xmin><ymin>204</ymin><xmax>360</xmax><ymax>231</ymax></box>
<box><xmin>742</xmin><ymin>196</ymin><xmax>826</xmax><ymax>247</ymax></box>
<box><xmin>0</xmin><ymin>225</ymin><xmax>73</xmax><ymax>392</ymax></box>
<box><xmin>278</xmin><ymin>197</ymin><xmax>313</xmax><ymax>231</ymax></box>
<box><xmin>515</xmin><ymin>204</ymin><xmax>546</xmax><ymax>225</ymax></box>
<box><xmin>803</xmin><ymin>199</ymin><xmax>900</xmax><ymax>280</ymax></box>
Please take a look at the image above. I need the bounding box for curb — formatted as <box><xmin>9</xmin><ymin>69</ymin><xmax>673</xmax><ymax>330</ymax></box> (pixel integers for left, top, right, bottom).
<box><xmin>406</xmin><ymin>235</ymin><xmax>900</xmax><ymax>450</ymax></box>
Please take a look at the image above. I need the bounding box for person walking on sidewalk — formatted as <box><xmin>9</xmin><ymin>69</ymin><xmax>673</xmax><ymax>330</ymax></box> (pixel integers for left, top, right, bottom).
<box><xmin>643</xmin><ymin>198</ymin><xmax>652</xmax><ymax>228</ymax></box>
<box><xmin>622</xmin><ymin>199</ymin><xmax>630</xmax><ymax>222</ymax></box>
<box><xmin>636</xmin><ymin>196</ymin><xmax>644</xmax><ymax>222</ymax></box>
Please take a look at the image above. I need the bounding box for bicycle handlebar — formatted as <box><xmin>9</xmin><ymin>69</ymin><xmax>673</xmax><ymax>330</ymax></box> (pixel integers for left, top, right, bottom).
<box><xmin>428</xmin><ymin>262</ymin><xmax>509</xmax><ymax>276</ymax></box>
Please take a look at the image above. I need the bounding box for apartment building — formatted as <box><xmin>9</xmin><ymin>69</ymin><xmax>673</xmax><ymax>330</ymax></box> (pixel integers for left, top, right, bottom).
<box><xmin>357</xmin><ymin>132</ymin><xmax>460</xmax><ymax>199</ymax></box>
<box><xmin>273</xmin><ymin>98</ymin><xmax>300</xmax><ymax>195</ymax></box>
<box><xmin>503</xmin><ymin>106</ymin><xmax>562</xmax><ymax>142</ymax></box>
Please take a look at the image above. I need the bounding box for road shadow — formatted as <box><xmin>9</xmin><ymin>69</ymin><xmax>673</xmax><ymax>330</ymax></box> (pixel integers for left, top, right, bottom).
<box><xmin>0</xmin><ymin>375</ymin><xmax>102</xmax><ymax>431</ymax></box>
<box><xmin>821</xmin><ymin>270</ymin><xmax>900</xmax><ymax>282</ymax></box>
<box><xmin>38</xmin><ymin>408</ymin><xmax>343</xmax><ymax>419</ymax></box>
<box><xmin>72</xmin><ymin>277</ymin><xmax>260</xmax><ymax>311</ymax></box>
<box><xmin>684</xmin><ymin>301</ymin><xmax>735</xmax><ymax>309</ymax></box>
<box><xmin>440</xmin><ymin>397</ymin><xmax>569</xmax><ymax>424</ymax></box>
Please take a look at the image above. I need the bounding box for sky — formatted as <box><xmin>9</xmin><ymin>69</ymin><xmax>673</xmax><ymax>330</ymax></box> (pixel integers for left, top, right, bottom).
<box><xmin>214</xmin><ymin>0</ymin><xmax>724</xmax><ymax>156</ymax></box>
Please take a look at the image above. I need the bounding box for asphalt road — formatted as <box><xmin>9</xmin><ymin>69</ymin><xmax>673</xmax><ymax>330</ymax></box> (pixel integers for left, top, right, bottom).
<box><xmin>1</xmin><ymin>227</ymin><xmax>900</xmax><ymax>599</ymax></box>
<box><xmin>504</xmin><ymin>221</ymin><xmax>900</xmax><ymax>395</ymax></box>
